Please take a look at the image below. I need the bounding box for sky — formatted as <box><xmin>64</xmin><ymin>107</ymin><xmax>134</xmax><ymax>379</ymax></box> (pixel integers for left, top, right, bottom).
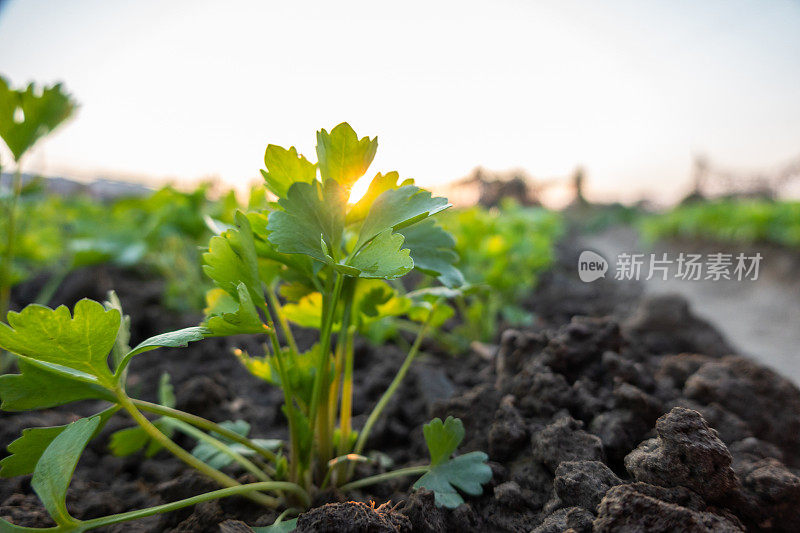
<box><xmin>1</xmin><ymin>0</ymin><xmax>799</xmax><ymax>205</ymax></box>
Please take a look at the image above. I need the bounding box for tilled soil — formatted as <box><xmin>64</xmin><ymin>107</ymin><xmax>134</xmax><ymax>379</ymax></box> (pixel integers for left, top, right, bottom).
<box><xmin>2</xmin><ymin>244</ymin><xmax>800</xmax><ymax>532</ymax></box>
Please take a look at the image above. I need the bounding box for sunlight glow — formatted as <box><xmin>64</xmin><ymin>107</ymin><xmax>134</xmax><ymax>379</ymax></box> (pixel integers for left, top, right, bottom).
<box><xmin>347</xmin><ymin>174</ymin><xmax>372</xmax><ymax>205</ymax></box>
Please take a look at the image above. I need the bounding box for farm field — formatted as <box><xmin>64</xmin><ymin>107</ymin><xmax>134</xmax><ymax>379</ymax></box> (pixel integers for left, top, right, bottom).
<box><xmin>3</xmin><ymin>7</ymin><xmax>800</xmax><ymax>528</ymax></box>
<box><xmin>3</xmin><ymin>138</ymin><xmax>800</xmax><ymax>531</ymax></box>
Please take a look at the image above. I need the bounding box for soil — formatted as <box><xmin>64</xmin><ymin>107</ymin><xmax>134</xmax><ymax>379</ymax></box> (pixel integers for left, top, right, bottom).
<box><xmin>2</xmin><ymin>236</ymin><xmax>800</xmax><ymax>532</ymax></box>
<box><xmin>583</xmin><ymin>226</ymin><xmax>800</xmax><ymax>384</ymax></box>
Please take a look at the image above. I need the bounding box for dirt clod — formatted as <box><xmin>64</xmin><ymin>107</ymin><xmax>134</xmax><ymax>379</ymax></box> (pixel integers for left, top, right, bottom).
<box><xmin>295</xmin><ymin>501</ymin><xmax>411</xmax><ymax>533</ymax></box>
<box><xmin>624</xmin><ymin>407</ymin><xmax>737</xmax><ymax>503</ymax></box>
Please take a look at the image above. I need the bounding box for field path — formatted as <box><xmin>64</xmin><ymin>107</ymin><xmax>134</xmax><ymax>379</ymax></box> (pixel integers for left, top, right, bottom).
<box><xmin>581</xmin><ymin>227</ymin><xmax>800</xmax><ymax>385</ymax></box>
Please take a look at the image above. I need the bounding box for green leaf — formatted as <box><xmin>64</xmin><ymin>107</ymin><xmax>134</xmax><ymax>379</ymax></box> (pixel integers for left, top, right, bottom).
<box><xmin>203</xmin><ymin>211</ymin><xmax>265</xmax><ymax>307</ymax></box>
<box><xmin>413</xmin><ymin>417</ymin><xmax>491</xmax><ymax>508</ymax></box>
<box><xmin>408</xmin><ymin>302</ymin><xmax>455</xmax><ymax>329</ymax></box>
<box><xmin>349</xmin><ymin>230</ymin><xmax>413</xmax><ymax>279</ymax></box>
<box><xmin>346</xmin><ymin>171</ymin><xmax>413</xmax><ymax>224</ymax></box>
<box><xmin>413</xmin><ymin>451</ymin><xmax>492</xmax><ymax>508</ymax></box>
<box><xmin>118</xmin><ymin>327</ymin><xmax>208</xmax><ymax>372</ymax></box>
<box><xmin>399</xmin><ymin>219</ymin><xmax>464</xmax><ymax>288</ymax></box>
<box><xmin>108</xmin><ymin>418</ymin><xmax>174</xmax><ymax>458</ymax></box>
<box><xmin>0</xmin><ymin>299</ymin><xmax>121</xmax><ymax>386</ymax></box>
<box><xmin>0</xmin><ymin>77</ymin><xmax>76</xmax><ymax>161</ymax></box>
<box><xmin>316</xmin><ymin>122</ymin><xmax>378</xmax><ymax>189</ymax></box>
<box><xmin>0</xmin><ymin>518</ymin><xmax>54</xmax><ymax>531</ymax></box>
<box><xmin>32</xmin><ymin>416</ymin><xmax>101</xmax><ymax>526</ymax></box>
<box><xmin>355</xmin><ymin>280</ymin><xmax>410</xmax><ymax>320</ymax></box>
<box><xmin>103</xmin><ymin>291</ymin><xmax>131</xmax><ymax>371</ymax></box>
<box><xmin>1</xmin><ymin>408</ymin><xmax>116</xmax><ymax>479</ymax></box>
<box><xmin>261</xmin><ymin>144</ymin><xmax>317</xmax><ymax>199</ymax></box>
<box><xmin>203</xmin><ymin>283</ymin><xmax>268</xmax><ymax>336</ymax></box>
<box><xmin>0</xmin><ymin>360</ymin><xmax>114</xmax><ymax>411</ymax></box>
<box><xmin>0</xmin><ymin>426</ymin><xmax>63</xmax><ymax>479</ymax></box>
<box><xmin>252</xmin><ymin>517</ymin><xmax>298</xmax><ymax>533</ymax></box>
<box><xmin>108</xmin><ymin>426</ymin><xmax>149</xmax><ymax>457</ymax></box>
<box><xmin>191</xmin><ymin>420</ymin><xmax>281</xmax><ymax>469</ymax></box>
<box><xmin>355</xmin><ymin>186</ymin><xmax>450</xmax><ymax>250</ymax></box>
<box><xmin>266</xmin><ymin>180</ymin><xmax>347</xmax><ymax>264</ymax></box>
<box><xmin>282</xmin><ymin>292</ymin><xmax>323</xmax><ymax>329</ymax></box>
<box><xmin>423</xmin><ymin>416</ymin><xmax>465</xmax><ymax>465</ymax></box>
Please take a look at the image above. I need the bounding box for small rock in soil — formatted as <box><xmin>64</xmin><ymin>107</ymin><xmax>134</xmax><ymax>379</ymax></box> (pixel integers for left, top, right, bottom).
<box><xmin>684</xmin><ymin>355</ymin><xmax>800</xmax><ymax>464</ymax></box>
<box><xmin>219</xmin><ymin>520</ymin><xmax>257</xmax><ymax>533</ymax></box>
<box><xmin>531</xmin><ymin>415</ymin><xmax>604</xmax><ymax>472</ymax></box>
<box><xmin>624</xmin><ymin>407</ymin><xmax>737</xmax><ymax>503</ymax></box>
<box><xmin>656</xmin><ymin>353</ymin><xmax>716</xmax><ymax>390</ymax></box>
<box><xmin>509</xmin><ymin>363</ymin><xmax>573</xmax><ymax>418</ymax></box>
<box><xmin>295</xmin><ymin>501</ymin><xmax>411</xmax><ymax>533</ymax></box>
<box><xmin>488</xmin><ymin>395</ymin><xmax>529</xmax><ymax>461</ymax></box>
<box><xmin>671</xmin><ymin>399</ymin><xmax>752</xmax><ymax>445</ymax></box>
<box><xmin>170</xmin><ymin>500</ymin><xmax>225</xmax><ymax>533</ymax></box>
<box><xmin>540</xmin><ymin>317</ymin><xmax>622</xmax><ymax>380</ymax></box>
<box><xmin>594</xmin><ymin>483</ymin><xmax>745</xmax><ymax>532</ymax></box>
<box><xmin>588</xmin><ymin>408</ymin><xmax>650</xmax><ymax>466</ymax></box>
<box><xmin>495</xmin><ymin>329</ymin><xmax>548</xmax><ymax>382</ymax></box>
<box><xmin>395</xmin><ymin>490</ymin><xmax>445</xmax><ymax>533</ymax></box>
<box><xmin>531</xmin><ymin>506</ymin><xmax>594</xmax><ymax>533</ymax></box>
<box><xmin>734</xmin><ymin>457</ymin><xmax>800</xmax><ymax>532</ymax></box>
<box><xmin>553</xmin><ymin>460</ymin><xmax>623</xmax><ymax>512</ymax></box>
<box><xmin>613</xmin><ymin>382</ymin><xmax>664</xmax><ymax>425</ymax></box>
<box><xmin>623</xmin><ymin>294</ymin><xmax>734</xmax><ymax>356</ymax></box>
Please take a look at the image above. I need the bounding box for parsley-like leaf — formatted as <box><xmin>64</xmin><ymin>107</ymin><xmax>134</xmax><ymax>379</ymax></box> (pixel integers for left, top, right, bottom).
<box><xmin>252</xmin><ymin>517</ymin><xmax>298</xmax><ymax>533</ymax></box>
<box><xmin>119</xmin><ymin>327</ymin><xmax>208</xmax><ymax>372</ymax></box>
<box><xmin>32</xmin><ymin>416</ymin><xmax>101</xmax><ymax>526</ymax></box>
<box><xmin>203</xmin><ymin>283</ymin><xmax>268</xmax><ymax>336</ymax></box>
<box><xmin>0</xmin><ymin>299</ymin><xmax>121</xmax><ymax>387</ymax></box>
<box><xmin>1</xmin><ymin>408</ymin><xmax>116</xmax><ymax>479</ymax></box>
<box><xmin>266</xmin><ymin>180</ymin><xmax>347</xmax><ymax>264</ymax></box>
<box><xmin>413</xmin><ymin>416</ymin><xmax>492</xmax><ymax>508</ymax></box>
<box><xmin>0</xmin><ymin>360</ymin><xmax>113</xmax><ymax>411</ymax></box>
<box><xmin>346</xmin><ymin>171</ymin><xmax>414</xmax><ymax>224</ymax></box>
<box><xmin>349</xmin><ymin>230</ymin><xmax>413</xmax><ymax>279</ymax></box>
<box><xmin>355</xmin><ymin>185</ymin><xmax>450</xmax><ymax>251</ymax></box>
<box><xmin>260</xmin><ymin>145</ymin><xmax>317</xmax><ymax>199</ymax></box>
<box><xmin>0</xmin><ymin>77</ymin><xmax>76</xmax><ymax>161</ymax></box>
<box><xmin>399</xmin><ymin>218</ymin><xmax>464</xmax><ymax>288</ymax></box>
<box><xmin>191</xmin><ymin>420</ymin><xmax>282</xmax><ymax>470</ymax></box>
<box><xmin>203</xmin><ymin>211</ymin><xmax>266</xmax><ymax>307</ymax></box>
<box><xmin>316</xmin><ymin>122</ymin><xmax>378</xmax><ymax>189</ymax></box>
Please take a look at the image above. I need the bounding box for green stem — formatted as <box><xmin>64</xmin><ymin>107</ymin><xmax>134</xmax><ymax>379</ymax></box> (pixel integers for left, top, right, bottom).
<box><xmin>166</xmin><ymin>418</ymin><xmax>273</xmax><ymax>481</ymax></box>
<box><xmin>266</xmin><ymin>284</ymin><xmax>299</xmax><ymax>355</ymax></box>
<box><xmin>0</xmin><ymin>164</ymin><xmax>22</xmax><ymax>323</ymax></box>
<box><xmin>338</xmin><ymin>465</ymin><xmax>430</xmax><ymax>492</ymax></box>
<box><xmin>78</xmin><ymin>482</ymin><xmax>308</xmax><ymax>531</ymax></box>
<box><xmin>256</xmin><ymin>297</ymin><xmax>303</xmax><ymax>485</ymax></box>
<box><xmin>354</xmin><ymin>304</ymin><xmax>437</xmax><ymax>455</ymax></box>
<box><xmin>308</xmin><ymin>272</ymin><xmax>343</xmax><ymax>468</ymax></box>
<box><xmin>116</xmin><ymin>391</ymin><xmax>277</xmax><ymax>507</ymax></box>
<box><xmin>131</xmin><ymin>399</ymin><xmax>277</xmax><ymax>463</ymax></box>
<box><xmin>330</xmin><ymin>278</ymin><xmax>356</xmax><ymax>430</ymax></box>
<box><xmin>272</xmin><ymin>336</ymin><xmax>302</xmax><ymax>484</ymax></box>
<box><xmin>336</xmin><ymin>324</ymin><xmax>356</xmax><ymax>484</ymax></box>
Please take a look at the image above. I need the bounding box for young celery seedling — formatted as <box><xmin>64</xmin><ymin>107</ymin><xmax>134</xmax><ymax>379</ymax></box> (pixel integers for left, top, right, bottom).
<box><xmin>202</xmin><ymin>123</ymin><xmax>472</xmax><ymax>489</ymax></box>
<box><xmin>0</xmin><ymin>124</ymin><xmax>492</xmax><ymax>531</ymax></box>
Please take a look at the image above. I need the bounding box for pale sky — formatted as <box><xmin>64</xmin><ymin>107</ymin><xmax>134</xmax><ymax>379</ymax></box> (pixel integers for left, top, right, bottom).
<box><xmin>1</xmin><ymin>0</ymin><xmax>799</xmax><ymax>204</ymax></box>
